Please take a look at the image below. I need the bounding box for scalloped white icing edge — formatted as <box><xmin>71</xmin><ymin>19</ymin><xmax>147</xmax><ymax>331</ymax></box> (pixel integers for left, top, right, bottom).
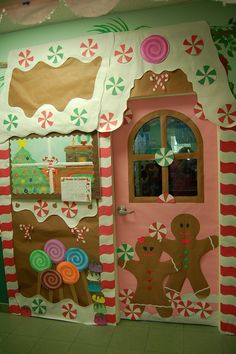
<box><xmin>13</xmin><ymin>199</ymin><xmax>98</xmax><ymax>228</ymax></box>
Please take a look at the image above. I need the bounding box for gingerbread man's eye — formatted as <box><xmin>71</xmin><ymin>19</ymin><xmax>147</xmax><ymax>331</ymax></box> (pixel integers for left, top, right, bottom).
<box><xmin>186</xmin><ymin>223</ymin><xmax>190</xmax><ymax>228</ymax></box>
<box><xmin>180</xmin><ymin>223</ymin><xmax>184</xmax><ymax>228</ymax></box>
<box><xmin>150</xmin><ymin>247</ymin><xmax>154</xmax><ymax>251</ymax></box>
<box><xmin>143</xmin><ymin>246</ymin><xmax>147</xmax><ymax>251</ymax></box>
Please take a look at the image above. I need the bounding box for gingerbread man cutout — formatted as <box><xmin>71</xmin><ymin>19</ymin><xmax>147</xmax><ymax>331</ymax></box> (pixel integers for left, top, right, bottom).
<box><xmin>162</xmin><ymin>213</ymin><xmax>218</xmax><ymax>298</ymax></box>
<box><xmin>118</xmin><ymin>236</ymin><xmax>180</xmax><ymax>318</ymax></box>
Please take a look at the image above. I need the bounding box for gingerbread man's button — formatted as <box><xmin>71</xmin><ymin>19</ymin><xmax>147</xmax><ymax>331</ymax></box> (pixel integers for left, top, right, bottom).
<box><xmin>147</xmin><ymin>270</ymin><xmax>153</xmax><ymax>274</ymax></box>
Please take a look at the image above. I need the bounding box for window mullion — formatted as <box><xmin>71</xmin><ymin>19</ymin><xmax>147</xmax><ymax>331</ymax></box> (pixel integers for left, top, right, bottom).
<box><xmin>160</xmin><ymin>114</ymin><xmax>169</xmax><ymax>194</ymax></box>
<box><xmin>160</xmin><ymin>113</ymin><xmax>167</xmax><ymax>148</ymax></box>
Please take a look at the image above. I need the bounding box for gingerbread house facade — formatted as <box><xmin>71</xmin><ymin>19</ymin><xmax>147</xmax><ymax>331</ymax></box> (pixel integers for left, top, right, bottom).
<box><xmin>0</xmin><ymin>17</ymin><xmax>235</xmax><ymax>334</ymax></box>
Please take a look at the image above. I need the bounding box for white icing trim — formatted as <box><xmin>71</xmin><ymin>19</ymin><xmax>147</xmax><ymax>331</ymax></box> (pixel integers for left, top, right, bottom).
<box><xmin>164</xmin><ymin>286</ymin><xmax>180</xmax><ymax>294</ymax></box>
<box><xmin>171</xmin><ymin>258</ymin><xmax>179</xmax><ymax>272</ymax></box>
<box><xmin>194</xmin><ymin>286</ymin><xmax>210</xmax><ymax>296</ymax></box>
<box><xmin>208</xmin><ymin>236</ymin><xmax>215</xmax><ymax>250</ymax></box>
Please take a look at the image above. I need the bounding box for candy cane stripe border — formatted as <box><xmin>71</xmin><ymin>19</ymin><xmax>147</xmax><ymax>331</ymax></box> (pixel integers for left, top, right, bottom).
<box><xmin>219</xmin><ymin>126</ymin><xmax>236</xmax><ymax>334</ymax></box>
<box><xmin>0</xmin><ymin>142</ymin><xmax>20</xmax><ymax>314</ymax></box>
<box><xmin>98</xmin><ymin>132</ymin><xmax>117</xmax><ymax>324</ymax></box>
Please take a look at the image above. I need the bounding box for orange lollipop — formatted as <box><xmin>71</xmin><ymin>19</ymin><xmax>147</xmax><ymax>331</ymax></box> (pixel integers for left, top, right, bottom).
<box><xmin>56</xmin><ymin>261</ymin><xmax>80</xmax><ymax>303</ymax></box>
<box><xmin>56</xmin><ymin>261</ymin><xmax>80</xmax><ymax>285</ymax></box>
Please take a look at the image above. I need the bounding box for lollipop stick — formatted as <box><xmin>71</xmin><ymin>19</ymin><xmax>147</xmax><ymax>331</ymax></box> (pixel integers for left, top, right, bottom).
<box><xmin>48</xmin><ymin>290</ymin><xmax>53</xmax><ymax>303</ymax></box>
<box><xmin>70</xmin><ymin>285</ymin><xmax>78</xmax><ymax>304</ymax></box>
<box><xmin>36</xmin><ymin>272</ymin><xmax>41</xmax><ymax>295</ymax></box>
<box><xmin>81</xmin><ymin>272</ymin><xmax>93</xmax><ymax>304</ymax></box>
<box><xmin>59</xmin><ymin>287</ymin><xmax>64</xmax><ymax>301</ymax></box>
<box><xmin>122</xmin><ymin>260</ymin><xmax>127</xmax><ymax>269</ymax></box>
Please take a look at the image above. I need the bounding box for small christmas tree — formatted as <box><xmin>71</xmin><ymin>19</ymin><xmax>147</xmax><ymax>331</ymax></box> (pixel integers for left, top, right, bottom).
<box><xmin>12</xmin><ymin>140</ymin><xmax>50</xmax><ymax>194</ymax></box>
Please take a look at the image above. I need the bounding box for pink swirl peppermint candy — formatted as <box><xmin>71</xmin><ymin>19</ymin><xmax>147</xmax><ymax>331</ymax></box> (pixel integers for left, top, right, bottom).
<box><xmin>44</xmin><ymin>239</ymin><xmax>66</xmax><ymax>264</ymax></box>
<box><xmin>140</xmin><ymin>35</ymin><xmax>169</xmax><ymax>64</ymax></box>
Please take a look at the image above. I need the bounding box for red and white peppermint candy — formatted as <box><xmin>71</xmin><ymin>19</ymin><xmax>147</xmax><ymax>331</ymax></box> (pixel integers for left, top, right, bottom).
<box><xmin>18</xmin><ymin>49</ymin><xmax>34</xmax><ymax>67</ymax></box>
<box><xmin>156</xmin><ymin>193</ymin><xmax>175</xmax><ymax>203</ymax></box>
<box><xmin>183</xmin><ymin>35</ymin><xmax>204</xmax><ymax>56</ymax></box>
<box><xmin>99</xmin><ymin>112</ymin><xmax>117</xmax><ymax>131</ymax></box>
<box><xmin>124</xmin><ymin>304</ymin><xmax>142</xmax><ymax>320</ymax></box>
<box><xmin>194</xmin><ymin>102</ymin><xmax>206</xmax><ymax>120</ymax></box>
<box><xmin>177</xmin><ymin>300</ymin><xmax>195</xmax><ymax>317</ymax></box>
<box><xmin>114</xmin><ymin>44</ymin><xmax>133</xmax><ymax>63</ymax></box>
<box><xmin>80</xmin><ymin>38</ymin><xmax>98</xmax><ymax>58</ymax></box>
<box><xmin>194</xmin><ymin>302</ymin><xmax>213</xmax><ymax>319</ymax></box>
<box><xmin>148</xmin><ymin>222</ymin><xmax>167</xmax><ymax>241</ymax></box>
<box><xmin>38</xmin><ymin>111</ymin><xmax>54</xmax><ymax>129</ymax></box>
<box><xmin>217</xmin><ymin>103</ymin><xmax>236</xmax><ymax>125</ymax></box>
<box><xmin>123</xmin><ymin>108</ymin><xmax>133</xmax><ymax>126</ymax></box>
<box><xmin>119</xmin><ymin>289</ymin><xmax>134</xmax><ymax>305</ymax></box>
<box><xmin>61</xmin><ymin>202</ymin><xmax>78</xmax><ymax>218</ymax></box>
<box><xmin>33</xmin><ymin>200</ymin><xmax>49</xmax><ymax>217</ymax></box>
<box><xmin>62</xmin><ymin>303</ymin><xmax>77</xmax><ymax>320</ymax></box>
<box><xmin>166</xmin><ymin>291</ymin><xmax>182</xmax><ymax>308</ymax></box>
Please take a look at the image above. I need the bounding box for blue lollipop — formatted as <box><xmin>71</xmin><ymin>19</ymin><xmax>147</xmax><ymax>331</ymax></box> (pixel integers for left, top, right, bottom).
<box><xmin>65</xmin><ymin>248</ymin><xmax>89</xmax><ymax>271</ymax></box>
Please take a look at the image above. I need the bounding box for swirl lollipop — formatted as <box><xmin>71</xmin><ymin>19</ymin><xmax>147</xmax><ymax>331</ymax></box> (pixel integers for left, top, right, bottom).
<box><xmin>44</xmin><ymin>239</ymin><xmax>66</xmax><ymax>264</ymax></box>
<box><xmin>64</xmin><ymin>248</ymin><xmax>89</xmax><ymax>271</ymax></box>
<box><xmin>117</xmin><ymin>244</ymin><xmax>134</xmax><ymax>268</ymax></box>
<box><xmin>57</xmin><ymin>261</ymin><xmax>80</xmax><ymax>303</ymax></box>
<box><xmin>41</xmin><ymin>269</ymin><xmax>63</xmax><ymax>302</ymax></box>
<box><xmin>64</xmin><ymin>248</ymin><xmax>92</xmax><ymax>303</ymax></box>
<box><xmin>30</xmin><ymin>250</ymin><xmax>52</xmax><ymax>295</ymax></box>
<box><xmin>30</xmin><ymin>250</ymin><xmax>52</xmax><ymax>272</ymax></box>
<box><xmin>140</xmin><ymin>35</ymin><xmax>169</xmax><ymax>64</ymax></box>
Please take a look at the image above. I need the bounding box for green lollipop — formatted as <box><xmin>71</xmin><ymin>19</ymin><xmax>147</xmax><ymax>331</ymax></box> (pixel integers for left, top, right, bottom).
<box><xmin>117</xmin><ymin>244</ymin><xmax>134</xmax><ymax>268</ymax></box>
<box><xmin>30</xmin><ymin>250</ymin><xmax>52</xmax><ymax>272</ymax></box>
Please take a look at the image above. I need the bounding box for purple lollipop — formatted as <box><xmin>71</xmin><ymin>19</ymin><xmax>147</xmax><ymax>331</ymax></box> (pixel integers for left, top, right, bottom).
<box><xmin>140</xmin><ymin>35</ymin><xmax>169</xmax><ymax>64</ymax></box>
<box><xmin>44</xmin><ymin>239</ymin><xmax>66</xmax><ymax>264</ymax></box>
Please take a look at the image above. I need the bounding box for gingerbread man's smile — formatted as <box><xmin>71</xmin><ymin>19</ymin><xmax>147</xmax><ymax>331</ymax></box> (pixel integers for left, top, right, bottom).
<box><xmin>144</xmin><ymin>252</ymin><xmax>154</xmax><ymax>257</ymax></box>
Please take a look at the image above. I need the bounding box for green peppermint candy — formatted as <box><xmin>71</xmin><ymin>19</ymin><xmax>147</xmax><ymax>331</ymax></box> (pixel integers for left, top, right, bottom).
<box><xmin>3</xmin><ymin>114</ymin><xmax>18</xmax><ymax>131</ymax></box>
<box><xmin>106</xmin><ymin>76</ymin><xmax>125</xmax><ymax>95</ymax></box>
<box><xmin>47</xmin><ymin>45</ymin><xmax>64</xmax><ymax>64</ymax></box>
<box><xmin>196</xmin><ymin>65</ymin><xmax>216</xmax><ymax>85</ymax></box>
<box><xmin>117</xmin><ymin>244</ymin><xmax>134</xmax><ymax>262</ymax></box>
<box><xmin>70</xmin><ymin>108</ymin><xmax>88</xmax><ymax>127</ymax></box>
<box><xmin>32</xmin><ymin>298</ymin><xmax>47</xmax><ymax>315</ymax></box>
<box><xmin>155</xmin><ymin>147</ymin><xmax>174</xmax><ymax>167</ymax></box>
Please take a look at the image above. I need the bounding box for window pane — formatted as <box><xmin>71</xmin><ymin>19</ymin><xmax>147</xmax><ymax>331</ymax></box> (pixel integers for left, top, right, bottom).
<box><xmin>133</xmin><ymin>118</ymin><xmax>161</xmax><ymax>154</ymax></box>
<box><xmin>134</xmin><ymin>160</ymin><xmax>162</xmax><ymax>196</ymax></box>
<box><xmin>10</xmin><ymin>133</ymin><xmax>98</xmax><ymax>197</ymax></box>
<box><xmin>167</xmin><ymin>117</ymin><xmax>197</xmax><ymax>153</ymax></box>
<box><xmin>169</xmin><ymin>159</ymin><xmax>197</xmax><ymax>196</ymax></box>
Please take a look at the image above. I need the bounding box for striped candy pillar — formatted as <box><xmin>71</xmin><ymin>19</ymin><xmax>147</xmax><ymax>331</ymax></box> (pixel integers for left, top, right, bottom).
<box><xmin>219</xmin><ymin>126</ymin><xmax>236</xmax><ymax>334</ymax></box>
<box><xmin>98</xmin><ymin>132</ymin><xmax>117</xmax><ymax>324</ymax></box>
<box><xmin>0</xmin><ymin>142</ymin><xmax>20</xmax><ymax>314</ymax></box>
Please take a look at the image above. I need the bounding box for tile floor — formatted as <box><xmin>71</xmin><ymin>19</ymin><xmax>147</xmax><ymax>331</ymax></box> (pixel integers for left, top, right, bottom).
<box><xmin>0</xmin><ymin>311</ymin><xmax>236</xmax><ymax>354</ymax></box>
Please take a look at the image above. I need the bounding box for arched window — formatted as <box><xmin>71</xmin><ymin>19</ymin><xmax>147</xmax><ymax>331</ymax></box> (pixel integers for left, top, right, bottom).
<box><xmin>128</xmin><ymin>110</ymin><xmax>204</xmax><ymax>203</ymax></box>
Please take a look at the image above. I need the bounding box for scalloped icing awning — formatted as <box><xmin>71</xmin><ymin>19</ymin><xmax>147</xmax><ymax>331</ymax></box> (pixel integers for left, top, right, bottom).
<box><xmin>0</xmin><ymin>21</ymin><xmax>235</xmax><ymax>143</ymax></box>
